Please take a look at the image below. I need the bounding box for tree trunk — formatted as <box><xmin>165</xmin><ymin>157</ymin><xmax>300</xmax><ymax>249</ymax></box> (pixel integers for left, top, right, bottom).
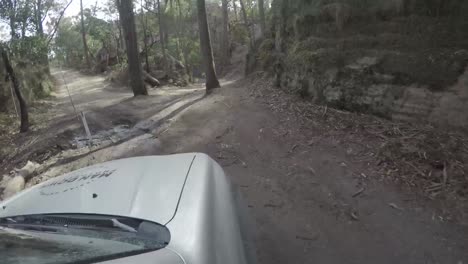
<box><xmin>140</xmin><ymin>0</ymin><xmax>150</xmax><ymax>72</ymax></box>
<box><xmin>175</xmin><ymin>0</ymin><xmax>185</xmax><ymax>62</ymax></box>
<box><xmin>258</xmin><ymin>0</ymin><xmax>266</xmax><ymax>36</ymax></box>
<box><xmin>80</xmin><ymin>0</ymin><xmax>91</xmax><ymax>69</ymax></box>
<box><xmin>118</xmin><ymin>21</ymin><xmax>125</xmax><ymax>50</ymax></box>
<box><xmin>1</xmin><ymin>46</ymin><xmax>29</xmax><ymax>133</ymax></box>
<box><xmin>117</xmin><ymin>0</ymin><xmax>148</xmax><ymax>96</ymax></box>
<box><xmin>196</xmin><ymin>0</ymin><xmax>220</xmax><ymax>92</ymax></box>
<box><xmin>221</xmin><ymin>0</ymin><xmax>230</xmax><ymax>68</ymax></box>
<box><xmin>272</xmin><ymin>0</ymin><xmax>286</xmax><ymax>87</ymax></box>
<box><xmin>156</xmin><ymin>0</ymin><xmax>168</xmax><ymax>70</ymax></box>
<box><xmin>233</xmin><ymin>0</ymin><xmax>238</xmax><ymax>21</ymax></box>
<box><xmin>239</xmin><ymin>0</ymin><xmax>254</xmax><ymax>48</ymax></box>
<box><xmin>182</xmin><ymin>47</ymin><xmax>192</xmax><ymax>82</ymax></box>
<box><xmin>33</xmin><ymin>0</ymin><xmax>51</xmax><ymax>75</ymax></box>
<box><xmin>9</xmin><ymin>13</ymin><xmax>17</xmax><ymax>40</ymax></box>
<box><xmin>19</xmin><ymin>1</ymin><xmax>31</xmax><ymax>38</ymax></box>
<box><xmin>34</xmin><ymin>0</ymin><xmax>44</xmax><ymax>35</ymax></box>
<box><xmin>175</xmin><ymin>0</ymin><xmax>190</xmax><ymax>78</ymax></box>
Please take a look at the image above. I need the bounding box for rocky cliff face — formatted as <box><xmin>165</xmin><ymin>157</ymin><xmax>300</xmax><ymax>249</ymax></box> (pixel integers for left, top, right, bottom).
<box><xmin>278</xmin><ymin>48</ymin><xmax>468</xmax><ymax>127</ymax></box>
<box><xmin>261</xmin><ymin>2</ymin><xmax>468</xmax><ymax>130</ymax></box>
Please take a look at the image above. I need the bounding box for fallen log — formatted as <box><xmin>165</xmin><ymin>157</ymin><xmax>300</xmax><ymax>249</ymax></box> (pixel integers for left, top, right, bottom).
<box><xmin>143</xmin><ymin>71</ymin><xmax>160</xmax><ymax>87</ymax></box>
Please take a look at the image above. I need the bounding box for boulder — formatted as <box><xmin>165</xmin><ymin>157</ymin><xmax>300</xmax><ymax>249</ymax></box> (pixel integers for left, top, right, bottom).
<box><xmin>2</xmin><ymin>176</ymin><xmax>25</xmax><ymax>200</ymax></box>
<box><xmin>17</xmin><ymin>160</ymin><xmax>40</xmax><ymax>180</ymax></box>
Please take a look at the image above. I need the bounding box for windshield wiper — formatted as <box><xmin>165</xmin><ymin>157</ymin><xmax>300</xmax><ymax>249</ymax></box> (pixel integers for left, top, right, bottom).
<box><xmin>0</xmin><ymin>223</ymin><xmax>60</xmax><ymax>233</ymax></box>
<box><xmin>1</xmin><ymin>214</ymin><xmax>140</xmax><ymax>232</ymax></box>
<box><xmin>1</xmin><ymin>214</ymin><xmax>170</xmax><ymax>240</ymax></box>
<box><xmin>110</xmin><ymin>219</ymin><xmax>137</xmax><ymax>232</ymax></box>
<box><xmin>0</xmin><ymin>218</ymin><xmax>137</xmax><ymax>233</ymax></box>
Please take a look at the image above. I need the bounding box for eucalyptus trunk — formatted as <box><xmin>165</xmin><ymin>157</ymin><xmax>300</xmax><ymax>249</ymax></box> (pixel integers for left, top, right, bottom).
<box><xmin>34</xmin><ymin>0</ymin><xmax>51</xmax><ymax>74</ymax></box>
<box><xmin>222</xmin><ymin>0</ymin><xmax>230</xmax><ymax>67</ymax></box>
<box><xmin>239</xmin><ymin>0</ymin><xmax>254</xmax><ymax>48</ymax></box>
<box><xmin>233</xmin><ymin>0</ymin><xmax>238</xmax><ymax>20</ymax></box>
<box><xmin>196</xmin><ymin>0</ymin><xmax>220</xmax><ymax>92</ymax></box>
<box><xmin>140</xmin><ymin>0</ymin><xmax>150</xmax><ymax>72</ymax></box>
<box><xmin>258</xmin><ymin>0</ymin><xmax>266</xmax><ymax>36</ymax></box>
<box><xmin>80</xmin><ymin>0</ymin><xmax>91</xmax><ymax>69</ymax></box>
<box><xmin>156</xmin><ymin>0</ymin><xmax>168</xmax><ymax>70</ymax></box>
<box><xmin>117</xmin><ymin>0</ymin><xmax>148</xmax><ymax>96</ymax></box>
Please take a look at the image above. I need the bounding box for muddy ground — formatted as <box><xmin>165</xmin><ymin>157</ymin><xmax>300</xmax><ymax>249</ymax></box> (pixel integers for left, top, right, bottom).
<box><xmin>1</xmin><ymin>62</ymin><xmax>468</xmax><ymax>263</ymax></box>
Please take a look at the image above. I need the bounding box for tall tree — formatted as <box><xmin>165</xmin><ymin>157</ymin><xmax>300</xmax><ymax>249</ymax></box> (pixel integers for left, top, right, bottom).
<box><xmin>196</xmin><ymin>0</ymin><xmax>220</xmax><ymax>92</ymax></box>
<box><xmin>232</xmin><ymin>0</ymin><xmax>238</xmax><ymax>20</ymax></box>
<box><xmin>116</xmin><ymin>0</ymin><xmax>148</xmax><ymax>96</ymax></box>
<box><xmin>18</xmin><ymin>0</ymin><xmax>31</xmax><ymax>38</ymax></box>
<box><xmin>140</xmin><ymin>0</ymin><xmax>150</xmax><ymax>72</ymax></box>
<box><xmin>258</xmin><ymin>0</ymin><xmax>266</xmax><ymax>36</ymax></box>
<box><xmin>221</xmin><ymin>0</ymin><xmax>230</xmax><ymax>67</ymax></box>
<box><xmin>156</xmin><ymin>0</ymin><xmax>167</xmax><ymax>69</ymax></box>
<box><xmin>33</xmin><ymin>0</ymin><xmax>45</xmax><ymax>37</ymax></box>
<box><xmin>36</xmin><ymin>0</ymin><xmax>73</xmax><ymax>74</ymax></box>
<box><xmin>80</xmin><ymin>0</ymin><xmax>91</xmax><ymax>68</ymax></box>
<box><xmin>239</xmin><ymin>0</ymin><xmax>254</xmax><ymax>48</ymax></box>
<box><xmin>1</xmin><ymin>46</ymin><xmax>29</xmax><ymax>132</ymax></box>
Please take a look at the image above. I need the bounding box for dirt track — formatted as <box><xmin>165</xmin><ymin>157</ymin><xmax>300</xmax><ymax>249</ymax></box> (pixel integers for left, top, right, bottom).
<box><xmin>2</xmin><ymin>66</ymin><xmax>468</xmax><ymax>263</ymax></box>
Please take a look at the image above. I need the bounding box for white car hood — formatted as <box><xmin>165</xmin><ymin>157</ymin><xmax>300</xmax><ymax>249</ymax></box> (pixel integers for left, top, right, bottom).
<box><xmin>0</xmin><ymin>154</ymin><xmax>196</xmax><ymax>225</ymax></box>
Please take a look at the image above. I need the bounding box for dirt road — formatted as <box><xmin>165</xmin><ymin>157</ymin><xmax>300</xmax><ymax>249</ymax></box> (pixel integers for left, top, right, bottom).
<box><xmin>3</xmin><ymin>67</ymin><xmax>468</xmax><ymax>263</ymax></box>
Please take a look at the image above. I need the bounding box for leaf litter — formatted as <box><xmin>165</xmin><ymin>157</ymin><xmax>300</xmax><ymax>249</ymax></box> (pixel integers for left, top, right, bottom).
<box><xmin>244</xmin><ymin>72</ymin><xmax>468</xmax><ymax>224</ymax></box>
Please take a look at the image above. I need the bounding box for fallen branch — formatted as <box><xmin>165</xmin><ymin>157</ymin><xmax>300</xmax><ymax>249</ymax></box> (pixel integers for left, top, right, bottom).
<box><xmin>404</xmin><ymin>161</ymin><xmax>426</xmax><ymax>177</ymax></box>
<box><xmin>143</xmin><ymin>71</ymin><xmax>160</xmax><ymax>87</ymax></box>
<box><xmin>322</xmin><ymin>105</ymin><xmax>328</xmax><ymax>117</ymax></box>
<box><xmin>388</xmin><ymin>203</ymin><xmax>404</xmax><ymax>211</ymax></box>
<box><xmin>442</xmin><ymin>162</ymin><xmax>449</xmax><ymax>188</ymax></box>
<box><xmin>352</xmin><ymin>187</ymin><xmax>365</xmax><ymax>198</ymax></box>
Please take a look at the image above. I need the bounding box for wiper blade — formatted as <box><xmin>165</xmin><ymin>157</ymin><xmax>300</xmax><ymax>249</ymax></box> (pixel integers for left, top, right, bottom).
<box><xmin>0</xmin><ymin>221</ymin><xmax>137</xmax><ymax>237</ymax></box>
<box><xmin>1</xmin><ymin>215</ymin><xmax>140</xmax><ymax>232</ymax></box>
<box><xmin>111</xmin><ymin>219</ymin><xmax>137</xmax><ymax>233</ymax></box>
<box><xmin>0</xmin><ymin>223</ymin><xmax>62</xmax><ymax>233</ymax></box>
<box><xmin>1</xmin><ymin>219</ymin><xmax>136</xmax><ymax>234</ymax></box>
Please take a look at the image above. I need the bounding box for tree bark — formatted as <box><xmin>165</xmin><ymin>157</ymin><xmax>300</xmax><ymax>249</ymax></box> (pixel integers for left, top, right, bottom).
<box><xmin>80</xmin><ymin>0</ymin><xmax>91</xmax><ymax>69</ymax></box>
<box><xmin>221</xmin><ymin>0</ymin><xmax>230</xmax><ymax>67</ymax></box>
<box><xmin>272</xmin><ymin>0</ymin><xmax>286</xmax><ymax>87</ymax></box>
<box><xmin>140</xmin><ymin>0</ymin><xmax>150</xmax><ymax>72</ymax></box>
<box><xmin>239</xmin><ymin>0</ymin><xmax>254</xmax><ymax>48</ymax></box>
<box><xmin>196</xmin><ymin>0</ymin><xmax>221</xmax><ymax>92</ymax></box>
<box><xmin>156</xmin><ymin>0</ymin><xmax>168</xmax><ymax>70</ymax></box>
<box><xmin>258</xmin><ymin>0</ymin><xmax>266</xmax><ymax>36</ymax></box>
<box><xmin>1</xmin><ymin>46</ymin><xmax>29</xmax><ymax>133</ymax></box>
<box><xmin>233</xmin><ymin>0</ymin><xmax>238</xmax><ymax>21</ymax></box>
<box><xmin>175</xmin><ymin>0</ymin><xmax>185</xmax><ymax>62</ymax></box>
<box><xmin>117</xmin><ymin>0</ymin><xmax>148</xmax><ymax>96</ymax></box>
<box><xmin>34</xmin><ymin>0</ymin><xmax>43</xmax><ymax>36</ymax></box>
<box><xmin>6</xmin><ymin>0</ymin><xmax>18</xmax><ymax>40</ymax></box>
<box><xmin>32</xmin><ymin>0</ymin><xmax>52</xmax><ymax>75</ymax></box>
<box><xmin>118</xmin><ymin>21</ymin><xmax>125</xmax><ymax>50</ymax></box>
<box><xmin>20</xmin><ymin>1</ymin><xmax>30</xmax><ymax>38</ymax></box>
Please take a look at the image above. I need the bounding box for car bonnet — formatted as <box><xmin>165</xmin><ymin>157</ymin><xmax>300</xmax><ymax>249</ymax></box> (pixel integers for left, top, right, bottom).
<box><xmin>0</xmin><ymin>154</ymin><xmax>196</xmax><ymax>225</ymax></box>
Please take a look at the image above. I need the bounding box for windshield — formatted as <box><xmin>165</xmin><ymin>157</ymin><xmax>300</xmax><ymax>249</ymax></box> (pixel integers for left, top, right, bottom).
<box><xmin>0</xmin><ymin>214</ymin><xmax>170</xmax><ymax>264</ymax></box>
